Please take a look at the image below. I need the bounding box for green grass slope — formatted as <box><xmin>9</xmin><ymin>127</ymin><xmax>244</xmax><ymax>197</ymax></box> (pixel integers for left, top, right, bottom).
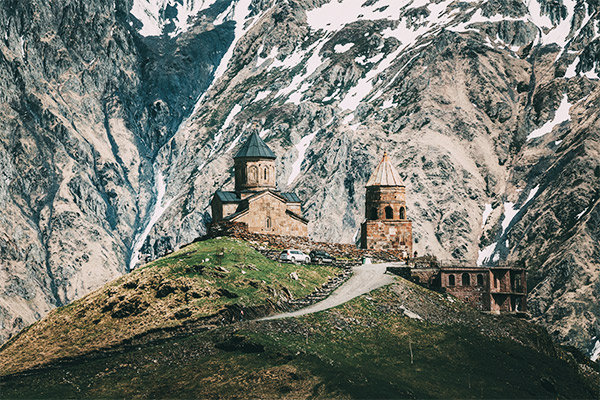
<box><xmin>0</xmin><ymin>238</ymin><xmax>337</xmax><ymax>375</ymax></box>
<box><xmin>1</xmin><ymin>278</ymin><xmax>596</xmax><ymax>399</ymax></box>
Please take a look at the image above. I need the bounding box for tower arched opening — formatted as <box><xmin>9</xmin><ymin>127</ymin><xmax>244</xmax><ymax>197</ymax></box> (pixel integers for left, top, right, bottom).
<box><xmin>385</xmin><ymin>206</ymin><xmax>393</xmax><ymax>219</ymax></box>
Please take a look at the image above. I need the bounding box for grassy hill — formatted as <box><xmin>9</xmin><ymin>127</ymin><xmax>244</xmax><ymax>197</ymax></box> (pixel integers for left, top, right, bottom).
<box><xmin>0</xmin><ymin>238</ymin><xmax>337</xmax><ymax>375</ymax></box>
<box><xmin>0</xmin><ymin>238</ymin><xmax>596</xmax><ymax>398</ymax></box>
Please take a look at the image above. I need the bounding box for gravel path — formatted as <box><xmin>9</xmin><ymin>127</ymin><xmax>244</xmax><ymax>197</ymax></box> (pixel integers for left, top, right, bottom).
<box><xmin>261</xmin><ymin>262</ymin><xmax>400</xmax><ymax>320</ymax></box>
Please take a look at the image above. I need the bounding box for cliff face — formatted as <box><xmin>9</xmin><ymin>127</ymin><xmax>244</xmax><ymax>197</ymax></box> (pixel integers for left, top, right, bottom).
<box><xmin>0</xmin><ymin>0</ymin><xmax>598</xmax><ymax>356</ymax></box>
<box><xmin>0</xmin><ymin>0</ymin><xmax>232</xmax><ymax>342</ymax></box>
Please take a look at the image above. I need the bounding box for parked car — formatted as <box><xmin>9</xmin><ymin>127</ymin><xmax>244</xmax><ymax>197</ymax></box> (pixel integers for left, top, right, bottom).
<box><xmin>279</xmin><ymin>249</ymin><xmax>310</xmax><ymax>264</ymax></box>
<box><xmin>309</xmin><ymin>250</ymin><xmax>336</xmax><ymax>264</ymax></box>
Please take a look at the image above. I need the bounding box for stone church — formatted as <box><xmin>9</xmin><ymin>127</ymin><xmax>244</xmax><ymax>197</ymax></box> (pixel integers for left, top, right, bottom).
<box><xmin>211</xmin><ymin>132</ymin><xmax>308</xmax><ymax>236</ymax></box>
<box><xmin>360</xmin><ymin>153</ymin><xmax>413</xmax><ymax>255</ymax></box>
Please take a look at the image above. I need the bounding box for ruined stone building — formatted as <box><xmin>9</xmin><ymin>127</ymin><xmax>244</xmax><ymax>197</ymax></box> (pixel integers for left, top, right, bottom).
<box><xmin>360</xmin><ymin>153</ymin><xmax>413</xmax><ymax>255</ymax></box>
<box><xmin>407</xmin><ymin>265</ymin><xmax>527</xmax><ymax>313</ymax></box>
<box><xmin>210</xmin><ymin>132</ymin><xmax>308</xmax><ymax>236</ymax></box>
<box><xmin>438</xmin><ymin>266</ymin><xmax>527</xmax><ymax>313</ymax></box>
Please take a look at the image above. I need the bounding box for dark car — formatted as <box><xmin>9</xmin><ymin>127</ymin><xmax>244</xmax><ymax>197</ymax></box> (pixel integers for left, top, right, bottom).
<box><xmin>309</xmin><ymin>250</ymin><xmax>335</xmax><ymax>264</ymax></box>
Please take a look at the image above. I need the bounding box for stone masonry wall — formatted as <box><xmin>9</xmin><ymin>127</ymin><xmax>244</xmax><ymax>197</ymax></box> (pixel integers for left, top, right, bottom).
<box><xmin>206</xmin><ymin>221</ymin><xmax>405</xmax><ymax>262</ymax></box>
<box><xmin>361</xmin><ymin>220</ymin><xmax>413</xmax><ymax>254</ymax></box>
<box><xmin>232</xmin><ymin>194</ymin><xmax>308</xmax><ymax>237</ymax></box>
<box><xmin>365</xmin><ymin>186</ymin><xmax>407</xmax><ymax>221</ymax></box>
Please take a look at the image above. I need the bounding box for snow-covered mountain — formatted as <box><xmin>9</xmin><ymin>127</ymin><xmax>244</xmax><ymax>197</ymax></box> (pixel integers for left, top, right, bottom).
<box><xmin>0</xmin><ymin>0</ymin><xmax>598</xmax><ymax>357</ymax></box>
<box><xmin>131</xmin><ymin>0</ymin><xmax>218</xmax><ymax>36</ymax></box>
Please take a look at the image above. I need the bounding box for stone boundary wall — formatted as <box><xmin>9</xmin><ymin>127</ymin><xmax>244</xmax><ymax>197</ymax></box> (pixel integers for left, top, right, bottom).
<box><xmin>205</xmin><ymin>221</ymin><xmax>406</xmax><ymax>263</ymax></box>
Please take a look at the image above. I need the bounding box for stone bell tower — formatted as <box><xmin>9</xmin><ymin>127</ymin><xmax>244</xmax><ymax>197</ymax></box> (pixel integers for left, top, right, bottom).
<box><xmin>360</xmin><ymin>153</ymin><xmax>413</xmax><ymax>255</ymax></box>
<box><xmin>234</xmin><ymin>132</ymin><xmax>277</xmax><ymax>198</ymax></box>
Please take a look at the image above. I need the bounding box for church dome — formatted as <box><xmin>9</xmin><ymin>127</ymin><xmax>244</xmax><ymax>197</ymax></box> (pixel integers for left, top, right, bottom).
<box><xmin>234</xmin><ymin>132</ymin><xmax>276</xmax><ymax>159</ymax></box>
<box><xmin>366</xmin><ymin>152</ymin><xmax>404</xmax><ymax>187</ymax></box>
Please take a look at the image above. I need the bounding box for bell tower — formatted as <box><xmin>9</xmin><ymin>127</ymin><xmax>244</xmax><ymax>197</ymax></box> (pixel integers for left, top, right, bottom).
<box><xmin>234</xmin><ymin>132</ymin><xmax>277</xmax><ymax>197</ymax></box>
<box><xmin>360</xmin><ymin>153</ymin><xmax>413</xmax><ymax>255</ymax></box>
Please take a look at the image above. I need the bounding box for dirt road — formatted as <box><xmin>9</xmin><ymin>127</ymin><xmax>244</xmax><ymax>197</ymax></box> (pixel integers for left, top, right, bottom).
<box><xmin>261</xmin><ymin>262</ymin><xmax>399</xmax><ymax>320</ymax></box>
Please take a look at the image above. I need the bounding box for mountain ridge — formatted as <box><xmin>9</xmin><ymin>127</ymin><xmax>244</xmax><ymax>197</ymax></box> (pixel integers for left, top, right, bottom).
<box><xmin>0</xmin><ymin>0</ymin><xmax>598</xmax><ymax>359</ymax></box>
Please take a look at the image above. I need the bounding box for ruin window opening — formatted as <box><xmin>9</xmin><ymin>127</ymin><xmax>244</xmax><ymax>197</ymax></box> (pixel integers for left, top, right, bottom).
<box><xmin>477</xmin><ymin>274</ymin><xmax>484</xmax><ymax>286</ymax></box>
<box><xmin>385</xmin><ymin>206</ymin><xmax>393</xmax><ymax>219</ymax></box>
<box><xmin>514</xmin><ymin>274</ymin><xmax>522</xmax><ymax>292</ymax></box>
<box><xmin>462</xmin><ymin>273</ymin><xmax>470</xmax><ymax>286</ymax></box>
<box><xmin>448</xmin><ymin>274</ymin><xmax>455</xmax><ymax>286</ymax></box>
<box><xmin>399</xmin><ymin>207</ymin><xmax>405</xmax><ymax>219</ymax></box>
<box><xmin>370</xmin><ymin>207</ymin><xmax>378</xmax><ymax>220</ymax></box>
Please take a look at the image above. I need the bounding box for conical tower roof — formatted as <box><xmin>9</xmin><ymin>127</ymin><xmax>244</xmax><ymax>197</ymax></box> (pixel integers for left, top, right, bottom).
<box><xmin>366</xmin><ymin>152</ymin><xmax>404</xmax><ymax>187</ymax></box>
<box><xmin>234</xmin><ymin>132</ymin><xmax>276</xmax><ymax>159</ymax></box>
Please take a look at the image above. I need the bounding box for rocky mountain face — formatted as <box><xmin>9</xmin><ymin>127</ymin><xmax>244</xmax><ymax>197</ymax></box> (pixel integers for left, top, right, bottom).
<box><xmin>0</xmin><ymin>0</ymin><xmax>598</xmax><ymax>357</ymax></box>
<box><xmin>0</xmin><ymin>0</ymin><xmax>232</xmax><ymax>343</ymax></box>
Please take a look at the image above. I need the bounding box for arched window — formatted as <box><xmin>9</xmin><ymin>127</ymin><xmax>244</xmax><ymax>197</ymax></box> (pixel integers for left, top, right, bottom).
<box><xmin>477</xmin><ymin>274</ymin><xmax>484</xmax><ymax>286</ymax></box>
<box><xmin>399</xmin><ymin>207</ymin><xmax>406</xmax><ymax>219</ymax></box>
<box><xmin>266</xmin><ymin>217</ymin><xmax>271</xmax><ymax>229</ymax></box>
<box><xmin>462</xmin><ymin>273</ymin><xmax>470</xmax><ymax>286</ymax></box>
<box><xmin>514</xmin><ymin>274</ymin><xmax>522</xmax><ymax>291</ymax></box>
<box><xmin>263</xmin><ymin>167</ymin><xmax>268</xmax><ymax>181</ymax></box>
<box><xmin>448</xmin><ymin>275</ymin><xmax>455</xmax><ymax>286</ymax></box>
<box><xmin>385</xmin><ymin>206</ymin><xmax>393</xmax><ymax>219</ymax></box>
<box><xmin>370</xmin><ymin>207</ymin><xmax>378</xmax><ymax>220</ymax></box>
<box><xmin>248</xmin><ymin>166</ymin><xmax>257</xmax><ymax>183</ymax></box>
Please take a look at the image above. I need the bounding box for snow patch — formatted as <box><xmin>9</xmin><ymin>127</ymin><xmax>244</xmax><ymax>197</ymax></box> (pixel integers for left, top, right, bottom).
<box><xmin>540</xmin><ymin>0</ymin><xmax>576</xmax><ymax>47</ymax></box>
<box><xmin>479</xmin><ymin>187</ymin><xmax>539</xmax><ymax>265</ymax></box>
<box><xmin>342</xmin><ymin>114</ymin><xmax>354</xmax><ymax>125</ymax></box>
<box><xmin>526</xmin><ymin>0</ymin><xmax>552</xmax><ymax>31</ymax></box>
<box><xmin>481</xmin><ymin>203</ymin><xmax>493</xmax><ymax>228</ymax></box>
<box><xmin>222</xmin><ymin>104</ymin><xmax>242</xmax><ymax>131</ymax></box>
<box><xmin>583</xmin><ymin>62</ymin><xmax>600</xmax><ymax>80</ymax></box>
<box><xmin>19</xmin><ymin>36</ymin><xmax>25</xmax><ymax>57</ymax></box>
<box><xmin>322</xmin><ymin>89</ymin><xmax>341</xmax><ymax>102</ymax></box>
<box><xmin>591</xmin><ymin>339</ymin><xmax>600</xmax><ymax>361</ymax></box>
<box><xmin>381</xmin><ymin>98</ymin><xmax>395</xmax><ymax>109</ymax></box>
<box><xmin>131</xmin><ymin>0</ymin><xmax>217</xmax><ymax>37</ymax></box>
<box><xmin>213</xmin><ymin>0</ymin><xmax>256</xmax><ymax>82</ymax></box>
<box><xmin>501</xmin><ymin>202</ymin><xmax>518</xmax><ymax>235</ymax></box>
<box><xmin>527</xmin><ymin>94</ymin><xmax>572</xmax><ymax>141</ymax></box>
<box><xmin>129</xmin><ymin>169</ymin><xmax>172</xmax><ymax>270</ymax></box>
<box><xmin>274</xmin><ymin>39</ymin><xmax>328</xmax><ymax>103</ymax></box>
<box><xmin>576</xmin><ymin>207</ymin><xmax>588</xmax><ymax>220</ymax></box>
<box><xmin>524</xmin><ymin>185</ymin><xmax>540</xmax><ymax>204</ymax></box>
<box><xmin>477</xmin><ymin>242</ymin><xmax>497</xmax><ymax>266</ymax></box>
<box><xmin>334</xmin><ymin>43</ymin><xmax>354</xmax><ymax>53</ymax></box>
<box><xmin>565</xmin><ymin>56</ymin><xmax>580</xmax><ymax>78</ymax></box>
<box><xmin>254</xmin><ymin>90</ymin><xmax>272</xmax><ymax>102</ymax></box>
<box><xmin>287</xmin><ymin>132</ymin><xmax>317</xmax><ymax>185</ymax></box>
<box><xmin>259</xmin><ymin>129</ymin><xmax>270</xmax><ymax>138</ymax></box>
<box><xmin>210</xmin><ymin>104</ymin><xmax>242</xmax><ymax>156</ymax></box>
<box><xmin>225</xmin><ymin>133</ymin><xmax>243</xmax><ymax>153</ymax></box>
